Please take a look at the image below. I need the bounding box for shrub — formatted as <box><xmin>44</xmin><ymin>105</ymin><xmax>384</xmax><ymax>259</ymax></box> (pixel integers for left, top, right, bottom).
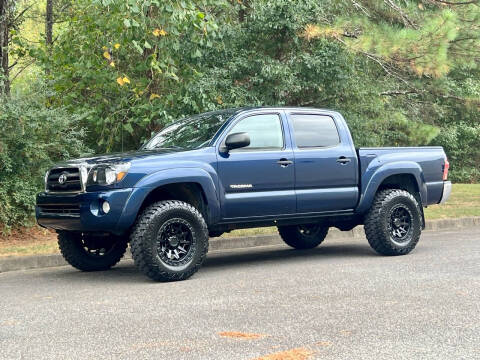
<box><xmin>432</xmin><ymin>124</ymin><xmax>480</xmax><ymax>183</ymax></box>
<box><xmin>0</xmin><ymin>94</ymin><xmax>91</xmax><ymax>230</ymax></box>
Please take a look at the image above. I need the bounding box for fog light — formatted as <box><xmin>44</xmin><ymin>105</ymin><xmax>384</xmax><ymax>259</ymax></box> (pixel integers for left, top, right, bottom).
<box><xmin>102</xmin><ymin>201</ymin><xmax>110</xmax><ymax>214</ymax></box>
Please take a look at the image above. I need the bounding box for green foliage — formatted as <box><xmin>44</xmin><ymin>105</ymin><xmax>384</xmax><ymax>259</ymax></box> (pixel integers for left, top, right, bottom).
<box><xmin>181</xmin><ymin>0</ymin><xmax>444</xmax><ymax>149</ymax></box>
<box><xmin>24</xmin><ymin>0</ymin><xmax>478</xmax><ymax>183</ymax></box>
<box><xmin>325</xmin><ymin>9</ymin><xmax>458</xmax><ymax>77</ymax></box>
<box><xmin>0</xmin><ymin>90</ymin><xmax>91</xmax><ymax>229</ymax></box>
<box><xmin>2</xmin><ymin>0</ymin><xmax>478</xmax><ymax>229</ymax></box>
<box><xmin>32</xmin><ymin>0</ymin><xmax>227</xmax><ymax>151</ymax></box>
<box><xmin>434</xmin><ymin>124</ymin><xmax>480</xmax><ymax>183</ymax></box>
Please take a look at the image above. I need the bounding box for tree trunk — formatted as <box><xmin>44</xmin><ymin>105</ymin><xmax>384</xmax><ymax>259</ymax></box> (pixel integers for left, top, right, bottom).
<box><xmin>45</xmin><ymin>0</ymin><xmax>53</xmax><ymax>74</ymax></box>
<box><xmin>45</xmin><ymin>0</ymin><xmax>53</xmax><ymax>46</ymax></box>
<box><xmin>0</xmin><ymin>0</ymin><xmax>10</xmax><ymax>96</ymax></box>
<box><xmin>239</xmin><ymin>0</ymin><xmax>249</xmax><ymax>23</ymax></box>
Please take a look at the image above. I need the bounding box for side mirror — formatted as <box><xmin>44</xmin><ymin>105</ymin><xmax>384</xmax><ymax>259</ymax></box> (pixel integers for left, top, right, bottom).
<box><xmin>223</xmin><ymin>132</ymin><xmax>250</xmax><ymax>152</ymax></box>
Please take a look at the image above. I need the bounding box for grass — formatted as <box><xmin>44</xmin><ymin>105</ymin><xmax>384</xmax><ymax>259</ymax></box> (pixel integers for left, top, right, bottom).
<box><xmin>0</xmin><ymin>241</ymin><xmax>59</xmax><ymax>257</ymax></box>
<box><xmin>424</xmin><ymin>184</ymin><xmax>480</xmax><ymax>219</ymax></box>
<box><xmin>0</xmin><ymin>184</ymin><xmax>478</xmax><ymax>257</ymax></box>
<box><xmin>0</xmin><ymin>227</ymin><xmax>59</xmax><ymax>257</ymax></box>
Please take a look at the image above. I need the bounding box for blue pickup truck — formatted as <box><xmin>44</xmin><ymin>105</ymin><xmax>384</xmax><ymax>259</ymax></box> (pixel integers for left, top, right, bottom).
<box><xmin>36</xmin><ymin>107</ymin><xmax>451</xmax><ymax>281</ymax></box>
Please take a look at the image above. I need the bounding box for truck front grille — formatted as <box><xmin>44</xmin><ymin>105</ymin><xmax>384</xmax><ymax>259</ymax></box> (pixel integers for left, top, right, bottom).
<box><xmin>38</xmin><ymin>204</ymin><xmax>81</xmax><ymax>215</ymax></box>
<box><xmin>46</xmin><ymin>167</ymin><xmax>82</xmax><ymax>193</ymax></box>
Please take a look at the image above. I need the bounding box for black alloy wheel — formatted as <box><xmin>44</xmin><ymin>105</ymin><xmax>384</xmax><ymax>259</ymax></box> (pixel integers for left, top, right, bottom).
<box><xmin>388</xmin><ymin>204</ymin><xmax>413</xmax><ymax>245</ymax></box>
<box><xmin>157</xmin><ymin>218</ymin><xmax>196</xmax><ymax>267</ymax></box>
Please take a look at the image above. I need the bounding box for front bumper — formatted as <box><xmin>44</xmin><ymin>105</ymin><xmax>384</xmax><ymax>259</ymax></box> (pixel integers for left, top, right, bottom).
<box><xmin>36</xmin><ymin>188</ymin><xmax>133</xmax><ymax>234</ymax></box>
<box><xmin>439</xmin><ymin>181</ymin><xmax>452</xmax><ymax>204</ymax></box>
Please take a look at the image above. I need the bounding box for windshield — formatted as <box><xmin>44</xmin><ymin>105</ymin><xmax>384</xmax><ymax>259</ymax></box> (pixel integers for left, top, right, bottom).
<box><xmin>142</xmin><ymin>109</ymin><xmax>236</xmax><ymax>150</ymax></box>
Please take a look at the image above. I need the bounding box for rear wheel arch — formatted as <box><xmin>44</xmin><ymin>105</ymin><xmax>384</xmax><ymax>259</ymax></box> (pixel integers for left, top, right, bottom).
<box><xmin>358</xmin><ymin>164</ymin><xmax>426</xmax><ymax>214</ymax></box>
<box><xmin>365</xmin><ymin>173</ymin><xmax>425</xmax><ymax>228</ymax></box>
<box><xmin>378</xmin><ymin>173</ymin><xmax>420</xmax><ymax>195</ymax></box>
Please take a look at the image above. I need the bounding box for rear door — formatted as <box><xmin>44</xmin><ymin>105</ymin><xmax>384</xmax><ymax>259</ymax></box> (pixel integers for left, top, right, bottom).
<box><xmin>216</xmin><ymin>111</ymin><xmax>296</xmax><ymax>219</ymax></box>
<box><xmin>286</xmin><ymin>111</ymin><xmax>358</xmax><ymax>213</ymax></box>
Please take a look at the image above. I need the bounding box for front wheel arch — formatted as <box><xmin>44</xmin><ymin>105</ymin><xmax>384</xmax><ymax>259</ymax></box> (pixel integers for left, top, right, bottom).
<box><xmin>137</xmin><ymin>182</ymin><xmax>209</xmax><ymax>222</ymax></box>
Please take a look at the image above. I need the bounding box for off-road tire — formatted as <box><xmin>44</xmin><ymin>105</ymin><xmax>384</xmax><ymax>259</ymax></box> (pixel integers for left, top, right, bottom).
<box><xmin>58</xmin><ymin>232</ymin><xmax>128</xmax><ymax>271</ymax></box>
<box><xmin>278</xmin><ymin>224</ymin><xmax>329</xmax><ymax>249</ymax></box>
<box><xmin>130</xmin><ymin>200</ymin><xmax>209</xmax><ymax>282</ymax></box>
<box><xmin>364</xmin><ymin>189</ymin><xmax>422</xmax><ymax>256</ymax></box>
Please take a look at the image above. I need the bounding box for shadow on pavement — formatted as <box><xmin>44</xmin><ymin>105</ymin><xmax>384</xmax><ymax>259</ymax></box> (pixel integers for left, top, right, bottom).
<box><xmin>203</xmin><ymin>243</ymin><xmax>374</xmax><ymax>269</ymax></box>
<box><xmin>32</xmin><ymin>242</ymin><xmax>375</xmax><ymax>284</ymax></box>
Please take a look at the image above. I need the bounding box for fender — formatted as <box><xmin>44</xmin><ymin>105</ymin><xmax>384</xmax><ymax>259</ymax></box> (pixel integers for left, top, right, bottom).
<box><xmin>114</xmin><ymin>167</ymin><xmax>220</xmax><ymax>233</ymax></box>
<box><xmin>355</xmin><ymin>160</ymin><xmax>426</xmax><ymax>214</ymax></box>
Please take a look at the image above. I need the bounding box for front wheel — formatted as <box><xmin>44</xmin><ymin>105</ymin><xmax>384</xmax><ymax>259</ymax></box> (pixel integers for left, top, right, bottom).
<box><xmin>364</xmin><ymin>189</ymin><xmax>422</xmax><ymax>256</ymax></box>
<box><xmin>58</xmin><ymin>232</ymin><xmax>128</xmax><ymax>271</ymax></box>
<box><xmin>278</xmin><ymin>224</ymin><xmax>329</xmax><ymax>249</ymax></box>
<box><xmin>130</xmin><ymin>200</ymin><xmax>209</xmax><ymax>282</ymax></box>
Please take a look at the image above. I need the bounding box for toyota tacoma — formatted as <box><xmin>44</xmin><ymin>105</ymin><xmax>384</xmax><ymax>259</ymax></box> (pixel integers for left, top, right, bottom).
<box><xmin>36</xmin><ymin>107</ymin><xmax>451</xmax><ymax>281</ymax></box>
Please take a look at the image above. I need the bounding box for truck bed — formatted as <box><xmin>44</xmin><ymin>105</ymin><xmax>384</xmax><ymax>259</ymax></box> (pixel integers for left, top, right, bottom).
<box><xmin>357</xmin><ymin>147</ymin><xmax>447</xmax><ymax>205</ymax></box>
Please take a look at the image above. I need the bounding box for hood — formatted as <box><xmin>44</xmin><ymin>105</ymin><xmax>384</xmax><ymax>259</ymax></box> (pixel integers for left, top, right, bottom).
<box><xmin>61</xmin><ymin>148</ymin><xmax>185</xmax><ymax>166</ymax></box>
<box><xmin>49</xmin><ymin>146</ymin><xmax>217</xmax><ymax>190</ymax></box>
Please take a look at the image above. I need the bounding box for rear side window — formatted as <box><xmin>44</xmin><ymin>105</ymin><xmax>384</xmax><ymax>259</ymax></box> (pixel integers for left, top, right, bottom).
<box><xmin>227</xmin><ymin>114</ymin><xmax>284</xmax><ymax>150</ymax></box>
<box><xmin>291</xmin><ymin>114</ymin><xmax>340</xmax><ymax>148</ymax></box>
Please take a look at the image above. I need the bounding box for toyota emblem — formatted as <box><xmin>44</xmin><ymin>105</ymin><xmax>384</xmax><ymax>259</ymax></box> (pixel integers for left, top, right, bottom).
<box><xmin>58</xmin><ymin>173</ymin><xmax>68</xmax><ymax>185</ymax></box>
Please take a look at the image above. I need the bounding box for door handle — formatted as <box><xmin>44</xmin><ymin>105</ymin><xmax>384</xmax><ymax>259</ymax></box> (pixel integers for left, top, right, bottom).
<box><xmin>336</xmin><ymin>156</ymin><xmax>351</xmax><ymax>164</ymax></box>
<box><xmin>277</xmin><ymin>158</ymin><xmax>293</xmax><ymax>167</ymax></box>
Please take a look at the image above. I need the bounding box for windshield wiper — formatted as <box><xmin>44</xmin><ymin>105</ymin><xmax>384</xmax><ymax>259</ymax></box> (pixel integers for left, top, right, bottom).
<box><xmin>152</xmin><ymin>145</ymin><xmax>185</xmax><ymax>150</ymax></box>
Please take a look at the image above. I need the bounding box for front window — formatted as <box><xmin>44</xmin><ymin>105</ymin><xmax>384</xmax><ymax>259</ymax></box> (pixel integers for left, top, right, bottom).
<box><xmin>143</xmin><ymin>110</ymin><xmax>236</xmax><ymax>150</ymax></box>
<box><xmin>226</xmin><ymin>114</ymin><xmax>284</xmax><ymax>150</ymax></box>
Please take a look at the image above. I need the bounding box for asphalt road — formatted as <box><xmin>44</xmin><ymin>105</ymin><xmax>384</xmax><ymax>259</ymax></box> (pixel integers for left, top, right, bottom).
<box><xmin>1</xmin><ymin>227</ymin><xmax>479</xmax><ymax>360</ymax></box>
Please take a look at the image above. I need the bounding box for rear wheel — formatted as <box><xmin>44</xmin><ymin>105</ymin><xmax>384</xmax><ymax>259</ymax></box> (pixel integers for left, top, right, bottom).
<box><xmin>58</xmin><ymin>232</ymin><xmax>128</xmax><ymax>271</ymax></box>
<box><xmin>130</xmin><ymin>200</ymin><xmax>209</xmax><ymax>282</ymax></box>
<box><xmin>277</xmin><ymin>224</ymin><xmax>329</xmax><ymax>249</ymax></box>
<box><xmin>364</xmin><ymin>189</ymin><xmax>422</xmax><ymax>255</ymax></box>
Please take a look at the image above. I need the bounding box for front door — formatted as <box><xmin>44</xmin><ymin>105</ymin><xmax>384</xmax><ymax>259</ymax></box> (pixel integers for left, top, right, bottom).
<box><xmin>217</xmin><ymin>112</ymin><xmax>295</xmax><ymax>219</ymax></box>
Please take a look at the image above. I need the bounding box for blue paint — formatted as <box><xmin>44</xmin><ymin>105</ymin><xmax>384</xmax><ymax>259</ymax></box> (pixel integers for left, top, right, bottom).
<box><xmin>36</xmin><ymin>107</ymin><xmax>450</xmax><ymax>234</ymax></box>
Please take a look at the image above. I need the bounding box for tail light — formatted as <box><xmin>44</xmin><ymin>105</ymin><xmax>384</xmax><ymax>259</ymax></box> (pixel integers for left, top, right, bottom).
<box><xmin>443</xmin><ymin>156</ymin><xmax>449</xmax><ymax>181</ymax></box>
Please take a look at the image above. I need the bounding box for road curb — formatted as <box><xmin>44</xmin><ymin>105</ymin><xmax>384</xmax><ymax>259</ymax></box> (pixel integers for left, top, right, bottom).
<box><xmin>1</xmin><ymin>216</ymin><xmax>479</xmax><ymax>273</ymax></box>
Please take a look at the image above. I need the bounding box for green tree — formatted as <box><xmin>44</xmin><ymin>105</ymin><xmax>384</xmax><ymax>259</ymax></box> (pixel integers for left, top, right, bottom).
<box><xmin>36</xmin><ymin>0</ymin><xmax>227</xmax><ymax>151</ymax></box>
<box><xmin>184</xmin><ymin>0</ymin><xmax>479</xmax><ymax>180</ymax></box>
<box><xmin>32</xmin><ymin>0</ymin><xmax>480</xmax><ymax>181</ymax></box>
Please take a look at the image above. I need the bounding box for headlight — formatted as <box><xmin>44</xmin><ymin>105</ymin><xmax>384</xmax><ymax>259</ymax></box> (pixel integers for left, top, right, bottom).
<box><xmin>86</xmin><ymin>163</ymin><xmax>131</xmax><ymax>186</ymax></box>
<box><xmin>44</xmin><ymin>170</ymin><xmax>50</xmax><ymax>192</ymax></box>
